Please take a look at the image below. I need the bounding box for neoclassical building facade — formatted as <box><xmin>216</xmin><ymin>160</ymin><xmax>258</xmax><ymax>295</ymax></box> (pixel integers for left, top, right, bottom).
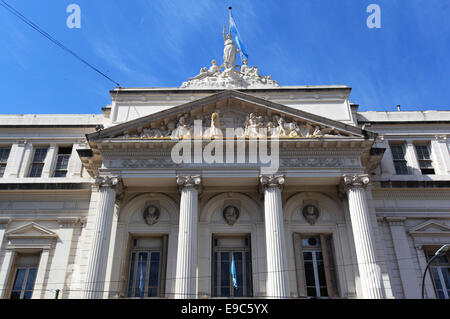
<box><xmin>0</xmin><ymin>49</ymin><xmax>449</xmax><ymax>300</ymax></box>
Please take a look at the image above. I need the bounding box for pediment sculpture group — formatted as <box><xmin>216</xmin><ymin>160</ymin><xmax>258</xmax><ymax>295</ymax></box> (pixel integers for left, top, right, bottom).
<box><xmin>181</xmin><ymin>29</ymin><xmax>279</xmax><ymax>88</ymax></box>
<box><xmin>121</xmin><ymin>112</ymin><xmax>345</xmax><ymax>140</ymax></box>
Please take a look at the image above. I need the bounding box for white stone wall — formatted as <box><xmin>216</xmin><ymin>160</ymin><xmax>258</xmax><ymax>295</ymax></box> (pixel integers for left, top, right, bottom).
<box><xmin>0</xmin><ymin>101</ymin><xmax>449</xmax><ymax>299</ymax></box>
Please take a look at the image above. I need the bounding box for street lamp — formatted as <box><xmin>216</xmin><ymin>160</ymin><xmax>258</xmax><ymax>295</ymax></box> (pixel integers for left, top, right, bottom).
<box><xmin>421</xmin><ymin>244</ymin><xmax>450</xmax><ymax>299</ymax></box>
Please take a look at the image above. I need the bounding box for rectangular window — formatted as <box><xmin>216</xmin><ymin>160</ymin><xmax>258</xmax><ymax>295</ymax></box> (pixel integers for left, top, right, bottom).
<box><xmin>390</xmin><ymin>144</ymin><xmax>409</xmax><ymax>175</ymax></box>
<box><xmin>425</xmin><ymin>248</ymin><xmax>450</xmax><ymax>299</ymax></box>
<box><xmin>293</xmin><ymin>234</ymin><xmax>338</xmax><ymax>298</ymax></box>
<box><xmin>212</xmin><ymin>235</ymin><xmax>252</xmax><ymax>298</ymax></box>
<box><xmin>0</xmin><ymin>147</ymin><xmax>11</xmax><ymax>178</ymax></box>
<box><xmin>53</xmin><ymin>146</ymin><xmax>72</xmax><ymax>177</ymax></box>
<box><xmin>415</xmin><ymin>144</ymin><xmax>435</xmax><ymax>175</ymax></box>
<box><xmin>127</xmin><ymin>236</ymin><xmax>167</xmax><ymax>298</ymax></box>
<box><xmin>9</xmin><ymin>254</ymin><xmax>40</xmax><ymax>299</ymax></box>
<box><xmin>28</xmin><ymin>148</ymin><xmax>48</xmax><ymax>178</ymax></box>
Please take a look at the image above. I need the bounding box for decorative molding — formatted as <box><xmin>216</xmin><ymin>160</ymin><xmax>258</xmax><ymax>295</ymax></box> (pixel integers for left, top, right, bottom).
<box><xmin>6</xmin><ymin>222</ymin><xmax>57</xmax><ymax>239</ymax></box>
<box><xmin>408</xmin><ymin>220</ymin><xmax>450</xmax><ymax>237</ymax></box>
<box><xmin>6</xmin><ymin>222</ymin><xmax>58</xmax><ymax>239</ymax></box>
<box><xmin>371</xmin><ymin>189</ymin><xmax>450</xmax><ymax>200</ymax></box>
<box><xmin>111</xmin><ymin>156</ymin><xmax>360</xmax><ymax>170</ymax></box>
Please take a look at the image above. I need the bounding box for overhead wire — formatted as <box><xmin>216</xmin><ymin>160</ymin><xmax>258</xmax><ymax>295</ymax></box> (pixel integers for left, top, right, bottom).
<box><xmin>0</xmin><ymin>0</ymin><xmax>121</xmax><ymax>88</ymax></box>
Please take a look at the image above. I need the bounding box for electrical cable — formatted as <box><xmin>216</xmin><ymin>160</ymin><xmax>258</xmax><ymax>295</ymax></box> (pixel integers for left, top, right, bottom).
<box><xmin>0</xmin><ymin>0</ymin><xmax>121</xmax><ymax>88</ymax></box>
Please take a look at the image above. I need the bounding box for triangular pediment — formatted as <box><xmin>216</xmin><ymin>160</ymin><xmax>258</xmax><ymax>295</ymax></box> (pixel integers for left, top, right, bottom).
<box><xmin>6</xmin><ymin>222</ymin><xmax>58</xmax><ymax>239</ymax></box>
<box><xmin>409</xmin><ymin>220</ymin><xmax>450</xmax><ymax>237</ymax></box>
<box><xmin>88</xmin><ymin>90</ymin><xmax>373</xmax><ymax>141</ymax></box>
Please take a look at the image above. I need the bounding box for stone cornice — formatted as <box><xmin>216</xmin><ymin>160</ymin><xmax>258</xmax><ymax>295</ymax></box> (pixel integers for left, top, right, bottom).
<box><xmin>371</xmin><ymin>188</ymin><xmax>450</xmax><ymax>200</ymax></box>
<box><xmin>0</xmin><ymin>217</ymin><xmax>11</xmax><ymax>229</ymax></box>
<box><xmin>88</xmin><ymin>90</ymin><xmax>369</xmax><ymax>141</ymax></box>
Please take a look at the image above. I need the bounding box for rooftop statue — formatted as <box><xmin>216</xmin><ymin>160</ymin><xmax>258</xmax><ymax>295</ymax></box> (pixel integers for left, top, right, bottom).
<box><xmin>223</xmin><ymin>27</ymin><xmax>240</xmax><ymax>70</ymax></box>
<box><xmin>181</xmin><ymin>18</ymin><xmax>279</xmax><ymax>89</ymax></box>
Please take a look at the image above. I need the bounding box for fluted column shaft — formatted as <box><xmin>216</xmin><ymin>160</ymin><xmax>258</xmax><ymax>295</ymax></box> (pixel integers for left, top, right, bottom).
<box><xmin>83</xmin><ymin>176</ymin><xmax>122</xmax><ymax>299</ymax></box>
<box><xmin>174</xmin><ymin>175</ymin><xmax>201</xmax><ymax>299</ymax></box>
<box><xmin>343</xmin><ymin>175</ymin><xmax>384</xmax><ymax>299</ymax></box>
<box><xmin>260</xmin><ymin>175</ymin><xmax>290</xmax><ymax>299</ymax></box>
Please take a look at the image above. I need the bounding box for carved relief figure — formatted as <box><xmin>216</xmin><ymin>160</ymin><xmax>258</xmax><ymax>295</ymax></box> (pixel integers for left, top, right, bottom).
<box><xmin>223</xmin><ymin>206</ymin><xmax>240</xmax><ymax>226</ymax></box>
<box><xmin>244</xmin><ymin>113</ymin><xmax>264</xmax><ymax>138</ymax></box>
<box><xmin>171</xmin><ymin>114</ymin><xmax>192</xmax><ymax>139</ymax></box>
<box><xmin>302</xmin><ymin>205</ymin><xmax>320</xmax><ymax>225</ymax></box>
<box><xmin>208</xmin><ymin>60</ymin><xmax>223</xmax><ymax>75</ymax></box>
<box><xmin>270</xmin><ymin>116</ymin><xmax>301</xmax><ymax>137</ymax></box>
<box><xmin>143</xmin><ymin>205</ymin><xmax>160</xmax><ymax>226</ymax></box>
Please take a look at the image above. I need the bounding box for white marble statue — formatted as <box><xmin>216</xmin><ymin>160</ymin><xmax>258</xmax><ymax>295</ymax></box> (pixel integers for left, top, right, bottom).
<box><xmin>223</xmin><ymin>27</ymin><xmax>240</xmax><ymax>70</ymax></box>
<box><xmin>181</xmin><ymin>27</ymin><xmax>279</xmax><ymax>89</ymax></box>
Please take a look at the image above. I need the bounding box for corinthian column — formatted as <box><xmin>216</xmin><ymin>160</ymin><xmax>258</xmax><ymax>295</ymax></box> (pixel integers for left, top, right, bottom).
<box><xmin>174</xmin><ymin>175</ymin><xmax>201</xmax><ymax>299</ymax></box>
<box><xmin>342</xmin><ymin>174</ymin><xmax>385</xmax><ymax>299</ymax></box>
<box><xmin>83</xmin><ymin>176</ymin><xmax>122</xmax><ymax>299</ymax></box>
<box><xmin>260</xmin><ymin>175</ymin><xmax>290</xmax><ymax>298</ymax></box>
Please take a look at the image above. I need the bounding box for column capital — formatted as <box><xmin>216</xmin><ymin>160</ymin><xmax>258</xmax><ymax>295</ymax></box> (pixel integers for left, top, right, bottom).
<box><xmin>57</xmin><ymin>217</ymin><xmax>80</xmax><ymax>228</ymax></box>
<box><xmin>176</xmin><ymin>175</ymin><xmax>202</xmax><ymax>190</ymax></box>
<box><xmin>341</xmin><ymin>174</ymin><xmax>370</xmax><ymax>191</ymax></box>
<box><xmin>385</xmin><ymin>216</ymin><xmax>406</xmax><ymax>226</ymax></box>
<box><xmin>94</xmin><ymin>175</ymin><xmax>123</xmax><ymax>190</ymax></box>
<box><xmin>259</xmin><ymin>174</ymin><xmax>285</xmax><ymax>191</ymax></box>
<box><xmin>17</xmin><ymin>140</ymin><xmax>28</xmax><ymax>147</ymax></box>
<box><xmin>94</xmin><ymin>176</ymin><xmax>124</xmax><ymax>203</ymax></box>
<box><xmin>435</xmin><ymin>134</ymin><xmax>447</xmax><ymax>142</ymax></box>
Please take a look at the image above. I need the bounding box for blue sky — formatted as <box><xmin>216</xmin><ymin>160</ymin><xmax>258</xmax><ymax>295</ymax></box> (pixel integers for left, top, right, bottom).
<box><xmin>0</xmin><ymin>0</ymin><xmax>449</xmax><ymax>114</ymax></box>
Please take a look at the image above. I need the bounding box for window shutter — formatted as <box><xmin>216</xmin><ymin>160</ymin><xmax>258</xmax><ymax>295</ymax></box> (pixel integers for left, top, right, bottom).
<box><xmin>321</xmin><ymin>234</ymin><xmax>338</xmax><ymax>298</ymax></box>
<box><xmin>292</xmin><ymin>233</ymin><xmax>307</xmax><ymax>297</ymax></box>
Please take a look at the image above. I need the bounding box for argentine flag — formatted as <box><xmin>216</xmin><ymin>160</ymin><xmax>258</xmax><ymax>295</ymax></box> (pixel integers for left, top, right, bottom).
<box><xmin>231</xmin><ymin>255</ymin><xmax>238</xmax><ymax>289</ymax></box>
<box><xmin>138</xmin><ymin>255</ymin><xmax>144</xmax><ymax>298</ymax></box>
<box><xmin>229</xmin><ymin>12</ymin><xmax>249</xmax><ymax>63</ymax></box>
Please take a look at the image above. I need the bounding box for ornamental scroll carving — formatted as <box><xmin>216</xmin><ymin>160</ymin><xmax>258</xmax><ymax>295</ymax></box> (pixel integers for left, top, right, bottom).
<box><xmin>113</xmin><ymin>157</ymin><xmax>357</xmax><ymax>169</ymax></box>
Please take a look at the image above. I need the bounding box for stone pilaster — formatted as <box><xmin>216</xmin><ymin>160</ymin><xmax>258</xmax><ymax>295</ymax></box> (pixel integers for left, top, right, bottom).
<box><xmin>83</xmin><ymin>176</ymin><xmax>122</xmax><ymax>299</ymax></box>
<box><xmin>342</xmin><ymin>174</ymin><xmax>385</xmax><ymax>299</ymax></box>
<box><xmin>31</xmin><ymin>249</ymin><xmax>50</xmax><ymax>299</ymax></box>
<box><xmin>260</xmin><ymin>175</ymin><xmax>290</xmax><ymax>298</ymax></box>
<box><xmin>385</xmin><ymin>217</ymin><xmax>421</xmax><ymax>298</ymax></box>
<box><xmin>174</xmin><ymin>175</ymin><xmax>201</xmax><ymax>299</ymax></box>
